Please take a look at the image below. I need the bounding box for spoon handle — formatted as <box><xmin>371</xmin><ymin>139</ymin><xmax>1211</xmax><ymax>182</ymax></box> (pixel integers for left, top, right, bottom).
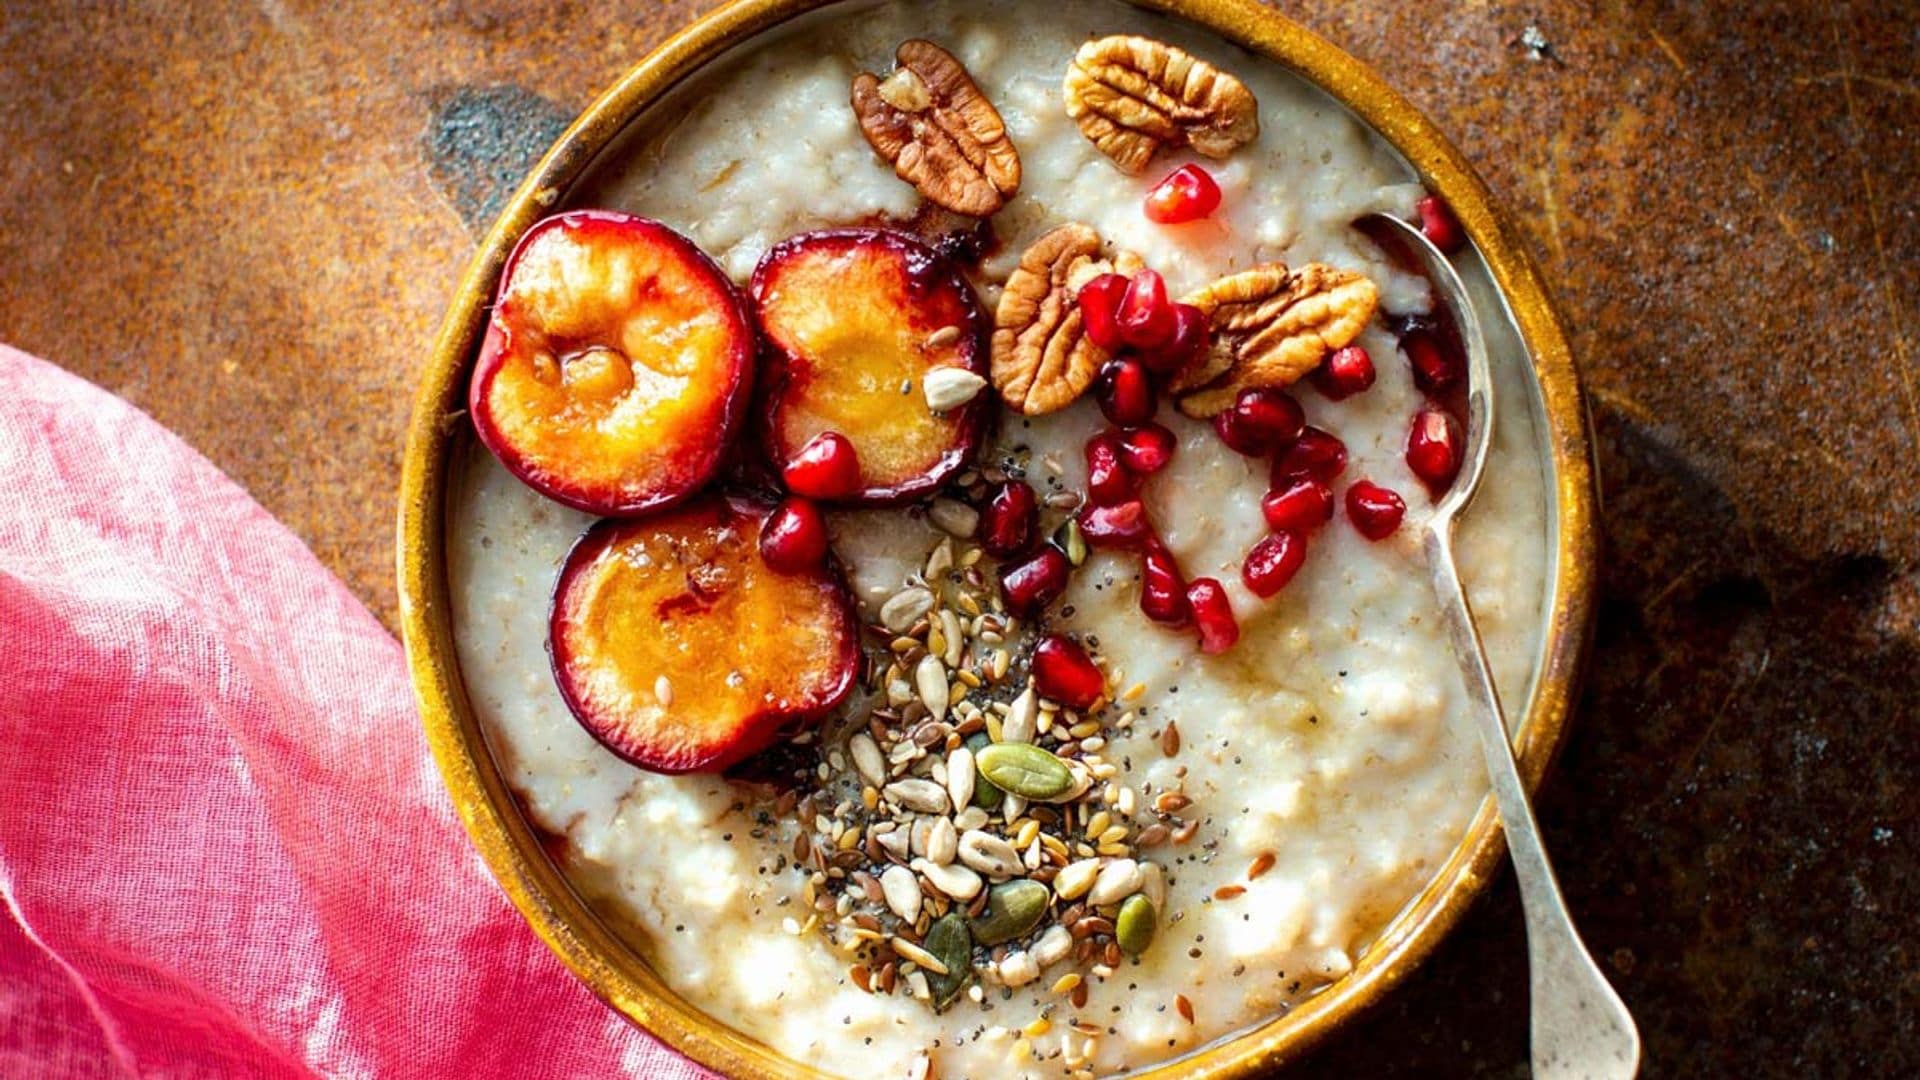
<box><xmin>1423</xmin><ymin>524</ymin><xmax>1641</xmax><ymax>1080</ymax></box>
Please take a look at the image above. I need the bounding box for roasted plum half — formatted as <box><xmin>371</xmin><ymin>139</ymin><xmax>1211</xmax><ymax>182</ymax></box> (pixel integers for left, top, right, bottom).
<box><xmin>752</xmin><ymin>229</ymin><xmax>988</xmax><ymax>505</ymax></box>
<box><xmin>470</xmin><ymin>210</ymin><xmax>754</xmax><ymax>516</ymax></box>
<box><xmin>549</xmin><ymin>496</ymin><xmax>859</xmax><ymax>773</ymax></box>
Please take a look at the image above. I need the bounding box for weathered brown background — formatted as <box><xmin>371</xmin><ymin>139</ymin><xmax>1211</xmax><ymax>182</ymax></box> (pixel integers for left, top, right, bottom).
<box><xmin>2</xmin><ymin>0</ymin><xmax>1914</xmax><ymax>1075</ymax></box>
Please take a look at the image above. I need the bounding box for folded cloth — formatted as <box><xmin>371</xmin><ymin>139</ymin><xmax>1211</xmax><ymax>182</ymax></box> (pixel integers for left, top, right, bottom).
<box><xmin>0</xmin><ymin>344</ymin><xmax>714</xmax><ymax>1079</ymax></box>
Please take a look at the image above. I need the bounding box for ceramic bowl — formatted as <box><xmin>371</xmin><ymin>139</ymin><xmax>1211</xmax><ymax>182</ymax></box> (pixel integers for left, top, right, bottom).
<box><xmin>398</xmin><ymin>1</ymin><xmax>1598</xmax><ymax>1075</ymax></box>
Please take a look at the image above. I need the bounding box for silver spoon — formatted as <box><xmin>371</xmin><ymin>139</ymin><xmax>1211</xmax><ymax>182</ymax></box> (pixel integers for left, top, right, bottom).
<box><xmin>1360</xmin><ymin>211</ymin><xmax>1641</xmax><ymax>1079</ymax></box>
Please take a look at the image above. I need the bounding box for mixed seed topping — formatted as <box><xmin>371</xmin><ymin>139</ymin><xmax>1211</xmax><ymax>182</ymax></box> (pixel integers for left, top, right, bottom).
<box><xmin>774</xmin><ymin>509</ymin><xmax>1203</xmax><ymax>1054</ymax></box>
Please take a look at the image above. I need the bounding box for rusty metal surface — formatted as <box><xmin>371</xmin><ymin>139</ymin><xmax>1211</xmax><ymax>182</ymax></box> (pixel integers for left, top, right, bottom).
<box><xmin>1</xmin><ymin>1</ymin><xmax>1913</xmax><ymax>1075</ymax></box>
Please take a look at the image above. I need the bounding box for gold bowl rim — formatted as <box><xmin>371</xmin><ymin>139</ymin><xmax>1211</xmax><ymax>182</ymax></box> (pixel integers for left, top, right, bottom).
<box><xmin>397</xmin><ymin>1</ymin><xmax>1598</xmax><ymax>1075</ymax></box>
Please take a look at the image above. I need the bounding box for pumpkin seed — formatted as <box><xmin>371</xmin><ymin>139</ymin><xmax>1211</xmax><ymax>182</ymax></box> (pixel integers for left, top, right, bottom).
<box><xmin>976</xmin><ymin>742</ymin><xmax>1075</xmax><ymax>801</ymax></box>
<box><xmin>965</xmin><ymin>733</ymin><xmax>1005</xmax><ymax>809</ymax></box>
<box><xmin>1115</xmin><ymin>893</ymin><xmax>1156</xmax><ymax>956</ymax></box>
<box><xmin>969</xmin><ymin>880</ymin><xmax>1051</xmax><ymax>946</ymax></box>
<box><xmin>923</xmin><ymin>913</ymin><xmax>973</xmax><ymax>1012</ymax></box>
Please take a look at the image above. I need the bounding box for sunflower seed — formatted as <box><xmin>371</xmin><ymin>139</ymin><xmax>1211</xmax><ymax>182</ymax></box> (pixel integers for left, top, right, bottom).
<box><xmin>888</xmin><ymin>778</ymin><xmax>951</xmax><ymax>815</ymax></box>
<box><xmin>1033</xmin><ymin>923</ymin><xmax>1074</xmax><ymax>966</ymax></box>
<box><xmin>923</xmin><ymin>367</ymin><xmax>988</xmax><ymax>413</ymax></box>
<box><xmin>875</xmin><ymin>827</ymin><xmax>911</xmax><ymax>863</ymax></box>
<box><xmin>1087</xmin><ymin>858</ymin><xmax>1144</xmax><ymax>906</ymax></box>
<box><xmin>849</xmin><ymin>733</ymin><xmax>887</xmax><ymax>789</ymax></box>
<box><xmin>946</xmin><ymin>746</ymin><xmax>976</xmax><ymax>811</ymax></box>
<box><xmin>881</xmin><ymin>587</ymin><xmax>936</xmax><ymax>633</ymax></box>
<box><xmin>998</xmin><ymin>949</ymin><xmax>1041</xmax><ymax>987</ymax></box>
<box><xmin>1053</xmin><ymin>858</ymin><xmax>1101</xmax><ymax>901</ymax></box>
<box><xmin>925</xmin><ymin>538</ymin><xmax>955</xmax><ymax>580</ymax></box>
<box><xmin>1002</xmin><ymin>688</ymin><xmax>1038</xmax><ymax>744</ymax></box>
<box><xmin>881</xmin><ymin>865</ymin><xmax>924</xmax><ymax>923</ymax></box>
<box><xmin>891</xmin><ymin>936</ymin><xmax>948</xmax><ymax>976</ymax></box>
<box><xmin>927</xmin><ymin>816</ymin><xmax>958</xmax><ymax>865</ymax></box>
<box><xmin>930</xmin><ymin>498</ymin><xmax>979</xmax><ymax>538</ymax></box>
<box><xmin>958</xmin><ymin>829</ymin><xmax>1023</xmax><ymax>878</ymax></box>
<box><xmin>940</xmin><ymin>609</ymin><xmax>965</xmax><ymax>667</ymax></box>
<box><xmin>915</xmin><ymin>655</ymin><xmax>950</xmax><ymax>725</ymax></box>
<box><xmin>914</xmin><ymin>857</ymin><xmax>984</xmax><ymax>901</ymax></box>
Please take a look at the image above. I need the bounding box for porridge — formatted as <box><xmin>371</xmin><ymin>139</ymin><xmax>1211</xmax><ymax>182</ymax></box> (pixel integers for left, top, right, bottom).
<box><xmin>446</xmin><ymin>1</ymin><xmax>1552</xmax><ymax>1077</ymax></box>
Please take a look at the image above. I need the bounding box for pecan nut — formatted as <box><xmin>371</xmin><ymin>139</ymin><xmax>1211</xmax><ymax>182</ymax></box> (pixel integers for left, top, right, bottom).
<box><xmin>1063</xmin><ymin>35</ymin><xmax>1259</xmax><ymax>174</ymax></box>
<box><xmin>991</xmin><ymin>224</ymin><xmax>1141</xmax><ymax>415</ymax></box>
<box><xmin>853</xmin><ymin>39</ymin><xmax>1022</xmax><ymax>216</ymax></box>
<box><xmin>1170</xmin><ymin>263</ymin><xmax>1378</xmax><ymax>417</ymax></box>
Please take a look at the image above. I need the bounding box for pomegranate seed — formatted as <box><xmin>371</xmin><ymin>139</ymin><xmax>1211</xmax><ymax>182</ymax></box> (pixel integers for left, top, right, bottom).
<box><xmin>1186</xmin><ymin>578</ymin><xmax>1239</xmax><ymax>654</ymax></box>
<box><xmin>1212</xmin><ymin>388</ymin><xmax>1304</xmax><ymax>456</ymax></box>
<box><xmin>1149</xmin><ymin>302</ymin><xmax>1210</xmax><ymax>374</ymax></box>
<box><xmin>1261</xmin><ymin>478</ymin><xmax>1334</xmax><ymax>533</ymax></box>
<box><xmin>1000</xmin><ymin>546</ymin><xmax>1071</xmax><ymax>617</ymax></box>
<box><xmin>1085</xmin><ymin>433</ymin><xmax>1137</xmax><ymax>506</ymax></box>
<box><xmin>1404</xmin><ymin>328</ymin><xmax>1461</xmax><ymax>394</ymax></box>
<box><xmin>1405</xmin><ymin>407</ymin><xmax>1464</xmax><ymax>493</ymax></box>
<box><xmin>1312</xmin><ymin>345</ymin><xmax>1376</xmax><ymax>400</ymax></box>
<box><xmin>1143</xmin><ymin>164</ymin><xmax>1223</xmax><ymax>224</ymax></box>
<box><xmin>979</xmin><ymin>480</ymin><xmax>1039</xmax><ymax>558</ymax></box>
<box><xmin>1077</xmin><ymin>273</ymin><xmax>1130</xmax><ymax>353</ymax></box>
<box><xmin>1096</xmin><ymin>358</ymin><xmax>1156</xmax><ymax>426</ymax></box>
<box><xmin>1116</xmin><ymin>269</ymin><xmax>1178</xmax><ymax>352</ymax></box>
<box><xmin>1242</xmin><ymin>530</ymin><xmax>1307</xmax><ymax>598</ymax></box>
<box><xmin>783</xmin><ymin>431</ymin><xmax>861</xmax><ymax>499</ymax></box>
<box><xmin>1271</xmin><ymin>426</ymin><xmax>1348</xmax><ymax>486</ymax></box>
<box><xmin>759</xmin><ymin>497</ymin><xmax>829</xmax><ymax>573</ymax></box>
<box><xmin>1031</xmin><ymin>633</ymin><xmax>1105</xmax><ymax>709</ymax></box>
<box><xmin>1139</xmin><ymin>542</ymin><xmax>1191</xmax><ymax>627</ymax></box>
<box><xmin>1077</xmin><ymin>499</ymin><xmax>1150</xmax><ymax>549</ymax></box>
<box><xmin>1117</xmin><ymin>422</ymin><xmax>1177</xmax><ymax>475</ymax></box>
<box><xmin>1417</xmin><ymin>195</ymin><xmax>1465</xmax><ymax>253</ymax></box>
<box><xmin>1346</xmin><ymin>480</ymin><xmax>1406</xmax><ymax>540</ymax></box>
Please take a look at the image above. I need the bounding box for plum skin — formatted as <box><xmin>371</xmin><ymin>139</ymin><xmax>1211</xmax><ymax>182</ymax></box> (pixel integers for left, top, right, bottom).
<box><xmin>750</xmin><ymin>228</ymin><xmax>990</xmax><ymax>507</ymax></box>
<box><xmin>469</xmin><ymin>209</ymin><xmax>757</xmax><ymax>518</ymax></box>
<box><xmin>546</xmin><ymin>494</ymin><xmax>860</xmax><ymax>774</ymax></box>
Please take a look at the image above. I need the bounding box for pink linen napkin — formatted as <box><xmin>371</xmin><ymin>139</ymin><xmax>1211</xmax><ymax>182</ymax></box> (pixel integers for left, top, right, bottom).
<box><xmin>0</xmin><ymin>343</ymin><xmax>715</xmax><ymax>1080</ymax></box>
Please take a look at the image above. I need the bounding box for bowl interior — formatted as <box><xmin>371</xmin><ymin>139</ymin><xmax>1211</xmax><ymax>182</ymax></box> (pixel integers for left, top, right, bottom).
<box><xmin>399</xmin><ymin>1</ymin><xmax>1595</xmax><ymax>1077</ymax></box>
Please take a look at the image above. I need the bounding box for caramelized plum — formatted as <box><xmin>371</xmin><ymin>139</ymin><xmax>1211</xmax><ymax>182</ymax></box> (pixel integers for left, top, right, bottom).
<box><xmin>550</xmin><ymin>497</ymin><xmax>859</xmax><ymax>773</ymax></box>
<box><xmin>753</xmin><ymin>229</ymin><xmax>987</xmax><ymax>505</ymax></box>
<box><xmin>469</xmin><ymin>211</ymin><xmax>755</xmax><ymax>517</ymax></box>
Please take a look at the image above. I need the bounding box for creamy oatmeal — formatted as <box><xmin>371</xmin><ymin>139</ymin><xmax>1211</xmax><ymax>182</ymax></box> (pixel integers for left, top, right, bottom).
<box><xmin>448</xmin><ymin>1</ymin><xmax>1552</xmax><ymax>1076</ymax></box>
